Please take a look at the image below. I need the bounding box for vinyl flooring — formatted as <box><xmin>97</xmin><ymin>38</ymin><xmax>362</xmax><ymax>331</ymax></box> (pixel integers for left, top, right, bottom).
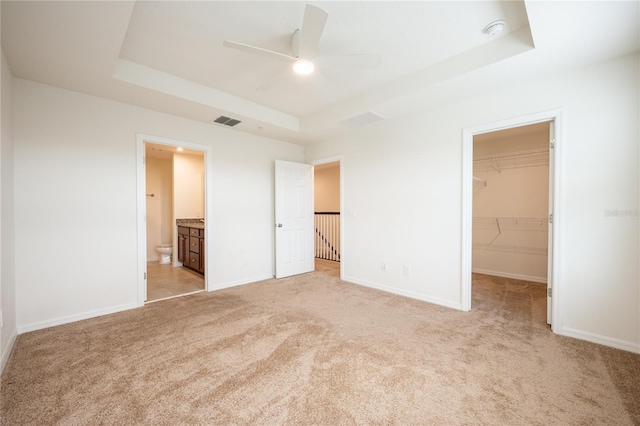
<box><xmin>315</xmin><ymin>258</ymin><xmax>340</xmax><ymax>277</ymax></box>
<box><xmin>146</xmin><ymin>262</ymin><xmax>205</xmax><ymax>302</ymax></box>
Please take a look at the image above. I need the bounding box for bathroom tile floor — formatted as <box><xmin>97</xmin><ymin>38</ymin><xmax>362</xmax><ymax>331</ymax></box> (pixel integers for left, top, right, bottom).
<box><xmin>146</xmin><ymin>262</ymin><xmax>205</xmax><ymax>302</ymax></box>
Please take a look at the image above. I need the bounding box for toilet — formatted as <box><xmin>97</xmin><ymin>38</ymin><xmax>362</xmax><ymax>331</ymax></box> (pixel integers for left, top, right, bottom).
<box><xmin>156</xmin><ymin>244</ymin><xmax>173</xmax><ymax>264</ymax></box>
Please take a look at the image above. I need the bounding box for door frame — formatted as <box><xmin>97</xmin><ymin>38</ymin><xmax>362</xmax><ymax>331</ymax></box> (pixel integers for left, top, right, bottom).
<box><xmin>310</xmin><ymin>156</ymin><xmax>344</xmax><ymax>280</ymax></box>
<box><xmin>461</xmin><ymin>109</ymin><xmax>564</xmax><ymax>332</ymax></box>
<box><xmin>136</xmin><ymin>133</ymin><xmax>213</xmax><ymax>306</ymax></box>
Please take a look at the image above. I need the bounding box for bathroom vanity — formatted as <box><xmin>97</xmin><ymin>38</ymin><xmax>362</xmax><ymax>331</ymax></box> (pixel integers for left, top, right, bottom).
<box><xmin>177</xmin><ymin>220</ymin><xmax>205</xmax><ymax>274</ymax></box>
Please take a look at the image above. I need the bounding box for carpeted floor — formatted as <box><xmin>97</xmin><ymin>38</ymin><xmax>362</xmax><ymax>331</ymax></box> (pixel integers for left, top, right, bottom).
<box><xmin>2</xmin><ymin>271</ymin><xmax>639</xmax><ymax>425</ymax></box>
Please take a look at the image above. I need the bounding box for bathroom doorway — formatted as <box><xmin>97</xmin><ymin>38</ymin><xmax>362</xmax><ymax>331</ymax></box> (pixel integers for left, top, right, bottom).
<box><xmin>136</xmin><ymin>134</ymin><xmax>213</xmax><ymax>306</ymax></box>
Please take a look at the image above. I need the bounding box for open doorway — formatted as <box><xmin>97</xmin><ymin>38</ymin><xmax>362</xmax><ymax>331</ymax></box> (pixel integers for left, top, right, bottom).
<box><xmin>461</xmin><ymin>109</ymin><xmax>563</xmax><ymax>331</ymax></box>
<box><xmin>313</xmin><ymin>159</ymin><xmax>342</xmax><ymax>279</ymax></box>
<box><xmin>136</xmin><ymin>134</ymin><xmax>213</xmax><ymax>306</ymax></box>
<box><xmin>145</xmin><ymin>142</ymin><xmax>205</xmax><ymax>302</ymax></box>
<box><xmin>472</xmin><ymin>123</ymin><xmax>550</xmax><ymax>325</ymax></box>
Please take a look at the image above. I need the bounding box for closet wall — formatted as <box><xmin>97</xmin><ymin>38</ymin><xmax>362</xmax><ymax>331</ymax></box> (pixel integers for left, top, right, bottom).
<box><xmin>473</xmin><ymin>123</ymin><xmax>549</xmax><ymax>282</ymax></box>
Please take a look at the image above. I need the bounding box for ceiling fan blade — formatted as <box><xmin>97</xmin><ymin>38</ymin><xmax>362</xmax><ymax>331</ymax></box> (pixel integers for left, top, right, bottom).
<box><xmin>315</xmin><ymin>53</ymin><xmax>382</xmax><ymax>70</ymax></box>
<box><xmin>223</xmin><ymin>40</ymin><xmax>296</xmax><ymax>63</ymax></box>
<box><xmin>298</xmin><ymin>4</ymin><xmax>328</xmax><ymax>58</ymax></box>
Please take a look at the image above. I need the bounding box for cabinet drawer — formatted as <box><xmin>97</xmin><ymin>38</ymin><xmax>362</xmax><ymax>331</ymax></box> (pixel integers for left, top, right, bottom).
<box><xmin>189</xmin><ymin>236</ymin><xmax>200</xmax><ymax>253</ymax></box>
<box><xmin>189</xmin><ymin>228</ymin><xmax>200</xmax><ymax>236</ymax></box>
<box><xmin>178</xmin><ymin>227</ymin><xmax>189</xmax><ymax>235</ymax></box>
<box><xmin>188</xmin><ymin>252</ymin><xmax>200</xmax><ymax>270</ymax></box>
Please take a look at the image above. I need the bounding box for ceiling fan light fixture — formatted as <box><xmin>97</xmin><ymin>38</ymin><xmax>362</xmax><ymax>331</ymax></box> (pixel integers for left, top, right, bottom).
<box><xmin>484</xmin><ymin>20</ymin><xmax>506</xmax><ymax>36</ymax></box>
<box><xmin>293</xmin><ymin>59</ymin><xmax>315</xmax><ymax>75</ymax></box>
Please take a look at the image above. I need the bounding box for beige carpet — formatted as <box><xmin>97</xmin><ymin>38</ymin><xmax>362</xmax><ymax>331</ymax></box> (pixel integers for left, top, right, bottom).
<box><xmin>2</xmin><ymin>271</ymin><xmax>639</xmax><ymax>425</ymax></box>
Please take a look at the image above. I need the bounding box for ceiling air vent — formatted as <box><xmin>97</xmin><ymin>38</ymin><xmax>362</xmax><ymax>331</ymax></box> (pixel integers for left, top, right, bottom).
<box><xmin>212</xmin><ymin>116</ymin><xmax>241</xmax><ymax>127</ymax></box>
<box><xmin>340</xmin><ymin>111</ymin><xmax>385</xmax><ymax>128</ymax></box>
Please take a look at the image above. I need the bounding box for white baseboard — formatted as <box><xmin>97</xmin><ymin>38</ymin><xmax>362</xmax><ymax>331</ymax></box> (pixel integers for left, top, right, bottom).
<box><xmin>1</xmin><ymin>328</ymin><xmax>18</xmax><ymax>375</ymax></box>
<box><xmin>208</xmin><ymin>274</ymin><xmax>274</xmax><ymax>292</ymax></box>
<box><xmin>472</xmin><ymin>268</ymin><xmax>547</xmax><ymax>284</ymax></box>
<box><xmin>561</xmin><ymin>327</ymin><xmax>640</xmax><ymax>354</ymax></box>
<box><xmin>147</xmin><ymin>255</ymin><xmax>158</xmax><ymax>262</ymax></box>
<box><xmin>17</xmin><ymin>302</ymin><xmax>138</xmax><ymax>334</ymax></box>
<box><xmin>342</xmin><ymin>275</ymin><xmax>462</xmax><ymax>311</ymax></box>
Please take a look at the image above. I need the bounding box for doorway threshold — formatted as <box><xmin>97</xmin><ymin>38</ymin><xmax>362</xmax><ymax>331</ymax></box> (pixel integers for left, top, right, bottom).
<box><xmin>145</xmin><ymin>289</ymin><xmax>205</xmax><ymax>304</ymax></box>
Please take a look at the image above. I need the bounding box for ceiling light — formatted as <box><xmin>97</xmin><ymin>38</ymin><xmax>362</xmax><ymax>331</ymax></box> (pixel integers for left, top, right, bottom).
<box><xmin>484</xmin><ymin>20</ymin><xmax>506</xmax><ymax>36</ymax></box>
<box><xmin>176</xmin><ymin>147</ymin><xmax>184</xmax><ymax>152</ymax></box>
<box><xmin>293</xmin><ymin>59</ymin><xmax>314</xmax><ymax>75</ymax></box>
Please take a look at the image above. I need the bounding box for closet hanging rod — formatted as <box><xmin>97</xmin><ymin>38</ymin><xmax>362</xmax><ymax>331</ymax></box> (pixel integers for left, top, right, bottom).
<box><xmin>474</xmin><ymin>148</ymin><xmax>548</xmax><ymax>173</ymax></box>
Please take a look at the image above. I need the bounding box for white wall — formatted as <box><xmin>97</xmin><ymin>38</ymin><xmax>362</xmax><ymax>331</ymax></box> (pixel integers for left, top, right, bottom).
<box><xmin>314</xmin><ymin>165</ymin><xmax>340</xmax><ymax>212</ymax></box>
<box><xmin>1</xmin><ymin>49</ymin><xmax>17</xmax><ymax>371</ymax></box>
<box><xmin>13</xmin><ymin>79</ymin><xmax>304</xmax><ymax>332</ymax></box>
<box><xmin>174</xmin><ymin>153</ymin><xmax>204</xmax><ymax>219</ymax></box>
<box><xmin>145</xmin><ymin>157</ymin><xmax>172</xmax><ymax>260</ymax></box>
<box><xmin>305</xmin><ymin>53</ymin><xmax>640</xmax><ymax>352</ymax></box>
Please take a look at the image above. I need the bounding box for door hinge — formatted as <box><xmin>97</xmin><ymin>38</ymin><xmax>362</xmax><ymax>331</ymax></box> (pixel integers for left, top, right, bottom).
<box><xmin>550</xmin><ymin>139</ymin><xmax>555</xmax><ymax>149</ymax></box>
<box><xmin>548</xmin><ymin>288</ymin><xmax>552</xmax><ymax>297</ymax></box>
<box><xmin>549</xmin><ymin>213</ymin><xmax>553</xmax><ymax>224</ymax></box>
<box><xmin>144</xmin><ymin>272</ymin><xmax>147</xmax><ymax>280</ymax></box>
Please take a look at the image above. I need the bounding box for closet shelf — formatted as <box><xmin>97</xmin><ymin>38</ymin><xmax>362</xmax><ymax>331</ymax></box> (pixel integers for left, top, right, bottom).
<box><xmin>474</xmin><ymin>148</ymin><xmax>548</xmax><ymax>173</ymax></box>
<box><xmin>473</xmin><ymin>217</ymin><xmax>548</xmax><ymax>254</ymax></box>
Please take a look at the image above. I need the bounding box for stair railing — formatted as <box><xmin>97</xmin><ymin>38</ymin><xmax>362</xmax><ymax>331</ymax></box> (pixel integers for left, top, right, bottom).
<box><xmin>314</xmin><ymin>212</ymin><xmax>340</xmax><ymax>262</ymax></box>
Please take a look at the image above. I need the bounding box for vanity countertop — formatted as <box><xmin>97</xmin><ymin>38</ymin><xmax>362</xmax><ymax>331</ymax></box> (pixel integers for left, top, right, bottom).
<box><xmin>177</xmin><ymin>218</ymin><xmax>205</xmax><ymax>229</ymax></box>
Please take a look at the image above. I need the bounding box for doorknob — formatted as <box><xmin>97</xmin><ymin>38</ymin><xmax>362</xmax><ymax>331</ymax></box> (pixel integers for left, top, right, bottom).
<box><xmin>277</xmin><ymin>223</ymin><xmax>283</xmax><ymax>228</ymax></box>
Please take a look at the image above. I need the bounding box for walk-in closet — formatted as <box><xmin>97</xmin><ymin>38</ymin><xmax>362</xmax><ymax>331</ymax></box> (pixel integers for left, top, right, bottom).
<box><xmin>472</xmin><ymin>122</ymin><xmax>550</xmax><ymax>283</ymax></box>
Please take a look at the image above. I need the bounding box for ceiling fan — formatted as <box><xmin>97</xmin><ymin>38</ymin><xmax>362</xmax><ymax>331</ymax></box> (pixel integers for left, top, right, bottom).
<box><xmin>222</xmin><ymin>4</ymin><xmax>380</xmax><ymax>90</ymax></box>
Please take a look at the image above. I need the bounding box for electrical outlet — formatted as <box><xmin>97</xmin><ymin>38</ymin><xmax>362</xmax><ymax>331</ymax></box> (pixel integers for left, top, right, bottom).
<box><xmin>243</xmin><ymin>257</ymin><xmax>250</xmax><ymax>266</ymax></box>
<box><xmin>403</xmin><ymin>265</ymin><xmax>411</xmax><ymax>276</ymax></box>
<box><xmin>381</xmin><ymin>261</ymin><xmax>388</xmax><ymax>272</ymax></box>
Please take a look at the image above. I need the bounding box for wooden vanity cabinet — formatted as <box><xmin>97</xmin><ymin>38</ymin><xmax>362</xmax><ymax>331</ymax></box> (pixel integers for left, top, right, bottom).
<box><xmin>177</xmin><ymin>225</ymin><xmax>204</xmax><ymax>274</ymax></box>
<box><xmin>196</xmin><ymin>229</ymin><xmax>205</xmax><ymax>274</ymax></box>
<box><xmin>177</xmin><ymin>227</ymin><xmax>189</xmax><ymax>263</ymax></box>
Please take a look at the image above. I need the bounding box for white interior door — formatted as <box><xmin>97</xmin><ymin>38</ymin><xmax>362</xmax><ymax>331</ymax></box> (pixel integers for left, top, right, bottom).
<box><xmin>275</xmin><ymin>160</ymin><xmax>314</xmax><ymax>278</ymax></box>
<box><xmin>547</xmin><ymin>121</ymin><xmax>555</xmax><ymax>325</ymax></box>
